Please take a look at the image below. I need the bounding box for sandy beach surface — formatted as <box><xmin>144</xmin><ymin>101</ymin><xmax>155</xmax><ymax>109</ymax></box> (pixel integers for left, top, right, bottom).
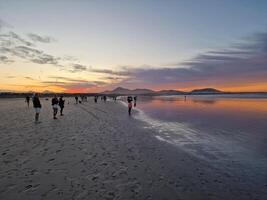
<box><xmin>0</xmin><ymin>98</ymin><xmax>266</xmax><ymax>200</ymax></box>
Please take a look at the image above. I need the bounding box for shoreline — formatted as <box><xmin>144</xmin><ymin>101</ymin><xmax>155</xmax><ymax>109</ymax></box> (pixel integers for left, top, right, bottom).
<box><xmin>0</xmin><ymin>98</ymin><xmax>266</xmax><ymax>199</ymax></box>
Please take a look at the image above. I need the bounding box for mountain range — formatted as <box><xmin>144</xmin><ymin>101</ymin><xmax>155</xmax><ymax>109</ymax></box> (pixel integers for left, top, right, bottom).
<box><xmin>102</xmin><ymin>87</ymin><xmax>222</xmax><ymax>95</ymax></box>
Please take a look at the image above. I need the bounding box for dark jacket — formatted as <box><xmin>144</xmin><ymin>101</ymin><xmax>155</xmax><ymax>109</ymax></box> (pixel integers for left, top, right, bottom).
<box><xmin>32</xmin><ymin>97</ymin><xmax>41</xmax><ymax>108</ymax></box>
<box><xmin>59</xmin><ymin>98</ymin><xmax>65</xmax><ymax>107</ymax></box>
<box><xmin>52</xmin><ymin>98</ymin><xmax>59</xmax><ymax>106</ymax></box>
<box><xmin>127</xmin><ymin>96</ymin><xmax>133</xmax><ymax>103</ymax></box>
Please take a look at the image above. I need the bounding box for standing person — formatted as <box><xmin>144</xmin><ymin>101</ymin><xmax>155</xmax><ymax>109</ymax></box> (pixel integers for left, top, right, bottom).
<box><xmin>59</xmin><ymin>96</ymin><xmax>65</xmax><ymax>116</ymax></box>
<box><xmin>52</xmin><ymin>95</ymin><xmax>59</xmax><ymax>119</ymax></box>
<box><xmin>103</xmin><ymin>95</ymin><xmax>107</xmax><ymax>102</ymax></box>
<box><xmin>75</xmin><ymin>96</ymin><xmax>78</xmax><ymax>104</ymax></box>
<box><xmin>94</xmin><ymin>96</ymin><xmax>98</xmax><ymax>103</ymax></box>
<box><xmin>25</xmin><ymin>96</ymin><xmax>30</xmax><ymax>107</ymax></box>
<box><xmin>133</xmin><ymin>96</ymin><xmax>137</xmax><ymax>107</ymax></box>
<box><xmin>127</xmin><ymin>96</ymin><xmax>133</xmax><ymax>115</ymax></box>
<box><xmin>32</xmin><ymin>93</ymin><xmax>41</xmax><ymax>123</ymax></box>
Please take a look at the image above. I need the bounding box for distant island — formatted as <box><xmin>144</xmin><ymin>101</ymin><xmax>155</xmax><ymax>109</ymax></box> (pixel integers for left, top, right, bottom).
<box><xmin>1</xmin><ymin>87</ymin><xmax>267</xmax><ymax>98</ymax></box>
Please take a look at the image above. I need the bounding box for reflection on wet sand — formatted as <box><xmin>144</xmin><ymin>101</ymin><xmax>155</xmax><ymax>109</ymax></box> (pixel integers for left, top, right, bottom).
<box><xmin>133</xmin><ymin>95</ymin><xmax>267</xmax><ymax>189</ymax></box>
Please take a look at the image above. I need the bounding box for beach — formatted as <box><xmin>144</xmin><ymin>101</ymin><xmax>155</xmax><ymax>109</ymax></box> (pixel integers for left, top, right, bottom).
<box><xmin>0</xmin><ymin>97</ymin><xmax>266</xmax><ymax>200</ymax></box>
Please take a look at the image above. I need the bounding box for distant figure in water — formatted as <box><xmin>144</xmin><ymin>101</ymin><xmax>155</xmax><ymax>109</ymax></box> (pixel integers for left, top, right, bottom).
<box><xmin>75</xmin><ymin>96</ymin><xmax>78</xmax><ymax>104</ymax></box>
<box><xmin>103</xmin><ymin>95</ymin><xmax>107</xmax><ymax>102</ymax></box>
<box><xmin>94</xmin><ymin>96</ymin><xmax>98</xmax><ymax>103</ymax></box>
<box><xmin>52</xmin><ymin>95</ymin><xmax>59</xmax><ymax>119</ymax></box>
<box><xmin>127</xmin><ymin>96</ymin><xmax>133</xmax><ymax>115</ymax></box>
<box><xmin>133</xmin><ymin>96</ymin><xmax>137</xmax><ymax>107</ymax></box>
<box><xmin>59</xmin><ymin>96</ymin><xmax>65</xmax><ymax>116</ymax></box>
<box><xmin>184</xmin><ymin>95</ymin><xmax>187</xmax><ymax>101</ymax></box>
<box><xmin>32</xmin><ymin>93</ymin><xmax>41</xmax><ymax>123</ymax></box>
<box><xmin>25</xmin><ymin>96</ymin><xmax>30</xmax><ymax>107</ymax></box>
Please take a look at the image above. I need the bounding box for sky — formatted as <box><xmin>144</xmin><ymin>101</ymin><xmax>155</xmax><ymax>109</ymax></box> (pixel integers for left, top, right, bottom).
<box><xmin>0</xmin><ymin>0</ymin><xmax>267</xmax><ymax>93</ymax></box>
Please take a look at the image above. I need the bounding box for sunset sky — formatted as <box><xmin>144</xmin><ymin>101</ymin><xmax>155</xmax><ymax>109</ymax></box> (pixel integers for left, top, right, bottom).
<box><xmin>0</xmin><ymin>0</ymin><xmax>267</xmax><ymax>93</ymax></box>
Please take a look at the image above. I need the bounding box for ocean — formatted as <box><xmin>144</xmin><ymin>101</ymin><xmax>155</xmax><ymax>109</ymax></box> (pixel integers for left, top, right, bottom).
<box><xmin>130</xmin><ymin>94</ymin><xmax>267</xmax><ymax>185</ymax></box>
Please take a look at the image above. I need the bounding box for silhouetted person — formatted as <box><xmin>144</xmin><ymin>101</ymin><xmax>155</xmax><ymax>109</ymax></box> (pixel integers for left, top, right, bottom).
<box><xmin>75</xmin><ymin>96</ymin><xmax>78</xmax><ymax>104</ymax></box>
<box><xmin>184</xmin><ymin>95</ymin><xmax>187</xmax><ymax>101</ymax></box>
<box><xmin>133</xmin><ymin>96</ymin><xmax>137</xmax><ymax>107</ymax></box>
<box><xmin>127</xmin><ymin>96</ymin><xmax>133</xmax><ymax>115</ymax></box>
<box><xmin>25</xmin><ymin>96</ymin><xmax>30</xmax><ymax>107</ymax></box>
<box><xmin>52</xmin><ymin>95</ymin><xmax>59</xmax><ymax>119</ymax></box>
<box><xmin>32</xmin><ymin>93</ymin><xmax>41</xmax><ymax>123</ymax></box>
<box><xmin>103</xmin><ymin>95</ymin><xmax>107</xmax><ymax>102</ymax></box>
<box><xmin>59</xmin><ymin>96</ymin><xmax>65</xmax><ymax>116</ymax></box>
<box><xmin>94</xmin><ymin>96</ymin><xmax>98</xmax><ymax>103</ymax></box>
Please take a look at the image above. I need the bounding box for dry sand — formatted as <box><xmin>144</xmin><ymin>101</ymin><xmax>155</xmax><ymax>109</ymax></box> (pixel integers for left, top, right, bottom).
<box><xmin>0</xmin><ymin>98</ymin><xmax>266</xmax><ymax>200</ymax></box>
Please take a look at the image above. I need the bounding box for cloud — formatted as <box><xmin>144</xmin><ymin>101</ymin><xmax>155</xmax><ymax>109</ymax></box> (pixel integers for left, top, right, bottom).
<box><xmin>0</xmin><ymin>31</ymin><xmax>34</xmax><ymax>46</ymax></box>
<box><xmin>1</xmin><ymin>45</ymin><xmax>60</xmax><ymax>65</ymax></box>
<box><xmin>69</xmin><ymin>64</ymin><xmax>87</xmax><ymax>73</ymax></box>
<box><xmin>48</xmin><ymin>76</ymin><xmax>84</xmax><ymax>82</ymax></box>
<box><xmin>0</xmin><ymin>23</ymin><xmax>62</xmax><ymax>67</ymax></box>
<box><xmin>0</xmin><ymin>55</ymin><xmax>13</xmax><ymax>63</ymax></box>
<box><xmin>24</xmin><ymin>76</ymin><xmax>34</xmax><ymax>80</ymax></box>
<box><xmin>5</xmin><ymin>75</ymin><xmax>16</xmax><ymax>79</ymax></box>
<box><xmin>89</xmin><ymin>67</ymin><xmax>130</xmax><ymax>76</ymax></box>
<box><xmin>47</xmin><ymin>76</ymin><xmax>106</xmax><ymax>86</ymax></box>
<box><xmin>115</xmin><ymin>32</ymin><xmax>267</xmax><ymax>89</ymax></box>
<box><xmin>28</xmin><ymin>33</ymin><xmax>56</xmax><ymax>43</ymax></box>
<box><xmin>41</xmin><ymin>76</ymin><xmax>106</xmax><ymax>92</ymax></box>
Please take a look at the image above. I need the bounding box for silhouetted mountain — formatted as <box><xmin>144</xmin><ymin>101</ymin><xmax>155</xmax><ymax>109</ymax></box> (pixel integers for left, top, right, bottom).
<box><xmin>102</xmin><ymin>87</ymin><xmax>187</xmax><ymax>95</ymax></box>
<box><xmin>132</xmin><ymin>88</ymin><xmax>155</xmax><ymax>94</ymax></box>
<box><xmin>191</xmin><ymin>88</ymin><xmax>222</xmax><ymax>94</ymax></box>
<box><xmin>103</xmin><ymin>87</ymin><xmax>154</xmax><ymax>95</ymax></box>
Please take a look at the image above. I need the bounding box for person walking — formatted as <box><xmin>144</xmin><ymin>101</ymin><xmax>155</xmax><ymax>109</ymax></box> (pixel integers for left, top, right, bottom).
<box><xmin>133</xmin><ymin>96</ymin><xmax>137</xmax><ymax>107</ymax></box>
<box><xmin>32</xmin><ymin>93</ymin><xmax>42</xmax><ymax>123</ymax></box>
<box><xmin>127</xmin><ymin>96</ymin><xmax>133</xmax><ymax>115</ymax></box>
<box><xmin>59</xmin><ymin>96</ymin><xmax>65</xmax><ymax>116</ymax></box>
<box><xmin>25</xmin><ymin>96</ymin><xmax>30</xmax><ymax>107</ymax></box>
<box><xmin>52</xmin><ymin>95</ymin><xmax>59</xmax><ymax>119</ymax></box>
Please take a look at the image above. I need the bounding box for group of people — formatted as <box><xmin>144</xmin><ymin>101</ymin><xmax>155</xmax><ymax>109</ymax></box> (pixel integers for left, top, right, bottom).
<box><xmin>26</xmin><ymin>94</ymin><xmax>138</xmax><ymax>123</ymax></box>
<box><xmin>51</xmin><ymin>95</ymin><xmax>65</xmax><ymax>119</ymax></box>
<box><xmin>27</xmin><ymin>94</ymin><xmax>65</xmax><ymax>123</ymax></box>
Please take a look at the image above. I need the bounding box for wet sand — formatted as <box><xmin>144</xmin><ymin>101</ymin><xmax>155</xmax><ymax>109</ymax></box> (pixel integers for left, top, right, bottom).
<box><xmin>0</xmin><ymin>98</ymin><xmax>266</xmax><ymax>200</ymax></box>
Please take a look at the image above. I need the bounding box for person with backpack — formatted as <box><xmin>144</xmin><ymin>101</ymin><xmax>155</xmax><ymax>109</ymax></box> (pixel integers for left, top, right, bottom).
<box><xmin>32</xmin><ymin>93</ymin><xmax>42</xmax><ymax>123</ymax></box>
<box><xmin>52</xmin><ymin>95</ymin><xmax>59</xmax><ymax>119</ymax></box>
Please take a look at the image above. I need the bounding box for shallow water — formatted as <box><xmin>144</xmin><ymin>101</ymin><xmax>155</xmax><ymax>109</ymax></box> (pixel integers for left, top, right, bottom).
<box><xmin>131</xmin><ymin>94</ymin><xmax>267</xmax><ymax>181</ymax></box>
